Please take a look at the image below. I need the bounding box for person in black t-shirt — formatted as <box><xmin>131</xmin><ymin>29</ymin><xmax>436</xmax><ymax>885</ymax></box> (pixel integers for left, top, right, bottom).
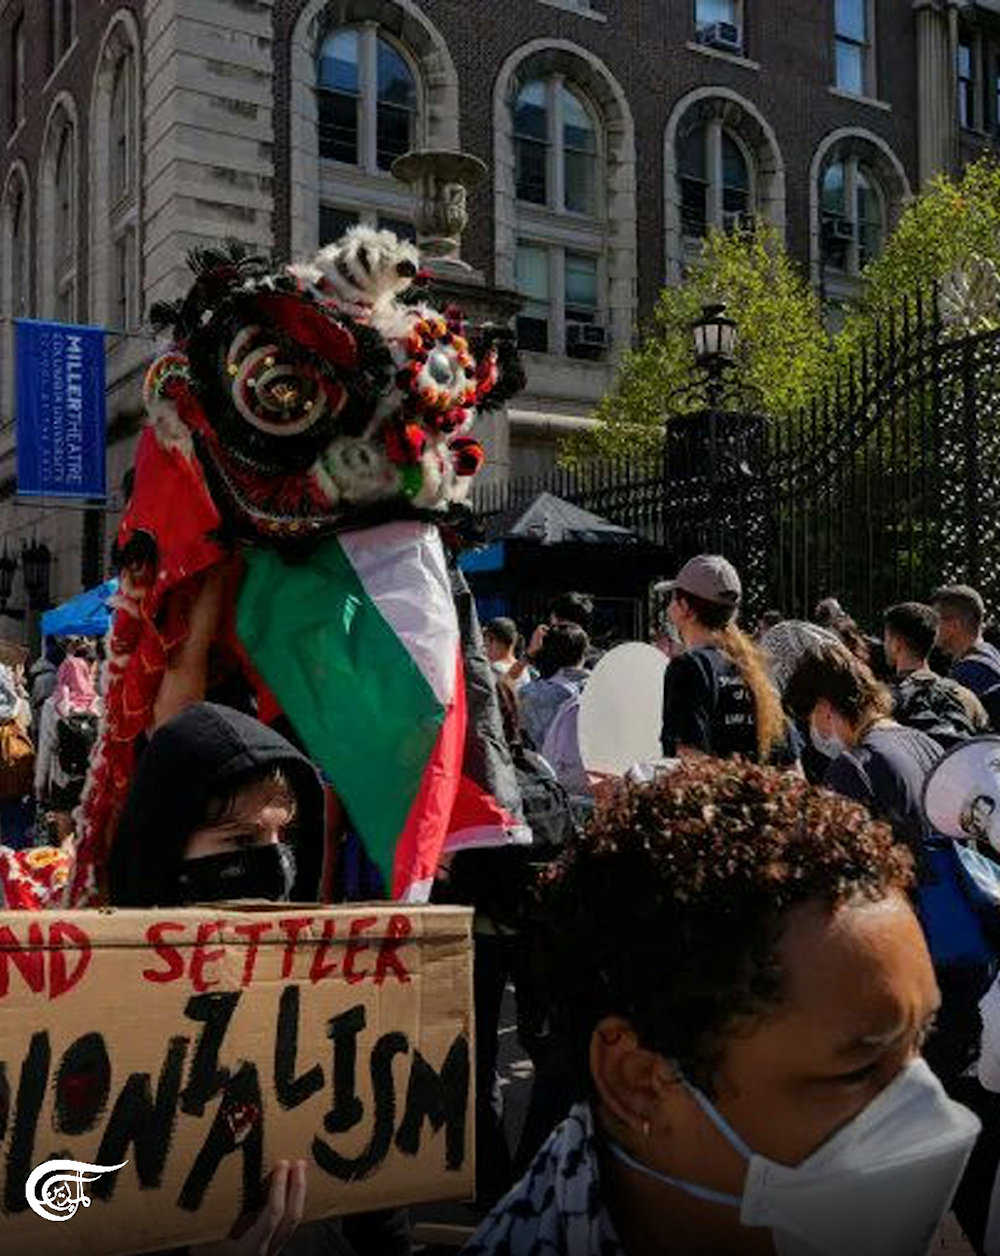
<box><xmin>785</xmin><ymin>640</ymin><xmax>943</xmax><ymax>855</ymax></box>
<box><xmin>659</xmin><ymin>555</ymin><xmax>799</xmax><ymax>767</ymax></box>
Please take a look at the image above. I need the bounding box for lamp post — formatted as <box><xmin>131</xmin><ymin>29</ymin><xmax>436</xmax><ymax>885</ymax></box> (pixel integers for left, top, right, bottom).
<box><xmin>21</xmin><ymin>541</ymin><xmax>52</xmax><ymax>610</ymax></box>
<box><xmin>692</xmin><ymin>301</ymin><xmax>738</xmax><ymax>409</ymax></box>
<box><xmin>691</xmin><ymin>303</ymin><xmax>739</xmax><ymax>550</ymax></box>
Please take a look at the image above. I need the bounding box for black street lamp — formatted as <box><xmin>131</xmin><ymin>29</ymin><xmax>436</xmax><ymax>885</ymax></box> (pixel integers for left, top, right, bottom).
<box><xmin>692</xmin><ymin>302</ymin><xmax>739</xmax><ymax>409</ymax></box>
<box><xmin>0</xmin><ymin>550</ymin><xmax>16</xmax><ymax>608</ymax></box>
<box><xmin>21</xmin><ymin>541</ymin><xmax>52</xmax><ymax>609</ymax></box>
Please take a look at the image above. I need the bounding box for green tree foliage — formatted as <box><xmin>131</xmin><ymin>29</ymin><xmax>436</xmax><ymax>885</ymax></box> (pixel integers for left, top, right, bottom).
<box><xmin>835</xmin><ymin>156</ymin><xmax>1000</xmax><ymax>362</ymax></box>
<box><xmin>569</xmin><ymin>223</ymin><xmax>830</xmax><ymax>460</ymax></box>
<box><xmin>572</xmin><ymin>159</ymin><xmax>1000</xmax><ymax>462</ymax></box>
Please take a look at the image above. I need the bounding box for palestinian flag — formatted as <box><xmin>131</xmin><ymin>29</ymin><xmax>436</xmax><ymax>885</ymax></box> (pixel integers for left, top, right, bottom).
<box><xmin>237</xmin><ymin>520</ymin><xmax>526</xmax><ymax>902</ymax></box>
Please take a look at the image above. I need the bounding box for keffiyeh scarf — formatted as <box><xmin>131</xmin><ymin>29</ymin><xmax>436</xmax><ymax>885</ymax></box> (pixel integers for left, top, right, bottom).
<box><xmin>463</xmin><ymin>1103</ymin><xmax>624</xmax><ymax>1256</ymax></box>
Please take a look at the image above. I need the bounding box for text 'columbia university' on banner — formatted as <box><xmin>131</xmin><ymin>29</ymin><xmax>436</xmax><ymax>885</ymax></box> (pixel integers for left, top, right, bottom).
<box><xmin>16</xmin><ymin>319</ymin><xmax>107</xmax><ymax>501</ymax></box>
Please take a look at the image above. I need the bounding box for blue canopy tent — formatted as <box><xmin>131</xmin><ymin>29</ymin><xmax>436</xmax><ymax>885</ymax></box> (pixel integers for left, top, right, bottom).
<box><xmin>41</xmin><ymin>579</ymin><xmax>118</xmax><ymax>640</ymax></box>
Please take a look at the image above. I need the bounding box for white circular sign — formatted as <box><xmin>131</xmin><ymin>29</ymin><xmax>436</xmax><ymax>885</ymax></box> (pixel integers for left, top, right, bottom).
<box><xmin>578</xmin><ymin>642</ymin><xmax>669</xmax><ymax>776</ymax></box>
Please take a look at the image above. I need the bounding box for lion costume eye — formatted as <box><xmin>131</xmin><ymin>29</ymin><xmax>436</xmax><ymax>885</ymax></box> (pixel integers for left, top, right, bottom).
<box><xmin>224</xmin><ymin>327</ymin><xmax>341</xmax><ymax>438</ymax></box>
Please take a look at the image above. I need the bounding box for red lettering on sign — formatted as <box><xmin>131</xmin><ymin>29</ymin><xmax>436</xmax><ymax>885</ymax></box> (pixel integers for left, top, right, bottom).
<box><xmin>375</xmin><ymin>914</ymin><xmax>412</xmax><ymax>985</ymax></box>
<box><xmin>309</xmin><ymin>918</ymin><xmax>338</xmax><ymax>983</ymax></box>
<box><xmin>48</xmin><ymin>921</ymin><xmax>92</xmax><ymax>999</ymax></box>
<box><xmin>279</xmin><ymin>917</ymin><xmax>314</xmax><ymax>980</ymax></box>
<box><xmin>190</xmin><ymin>921</ymin><xmax>226</xmax><ymax>993</ymax></box>
<box><xmin>343</xmin><ymin>916</ymin><xmax>378</xmax><ymax>985</ymax></box>
<box><xmin>142</xmin><ymin>922</ymin><xmax>186</xmax><ymax>984</ymax></box>
<box><xmin>234</xmin><ymin>920</ymin><xmax>274</xmax><ymax>988</ymax></box>
<box><xmin>0</xmin><ymin>923</ymin><xmax>45</xmax><ymax>996</ymax></box>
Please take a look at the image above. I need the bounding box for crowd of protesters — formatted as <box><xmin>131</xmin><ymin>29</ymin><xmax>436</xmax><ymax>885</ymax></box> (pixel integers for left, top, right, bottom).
<box><xmin>5</xmin><ymin>567</ymin><xmax>1000</xmax><ymax>1256</ymax></box>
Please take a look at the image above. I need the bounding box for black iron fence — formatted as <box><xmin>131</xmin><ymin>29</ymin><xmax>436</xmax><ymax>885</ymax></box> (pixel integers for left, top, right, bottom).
<box><xmin>474</xmin><ymin>288</ymin><xmax>1000</xmax><ymax>631</ymax></box>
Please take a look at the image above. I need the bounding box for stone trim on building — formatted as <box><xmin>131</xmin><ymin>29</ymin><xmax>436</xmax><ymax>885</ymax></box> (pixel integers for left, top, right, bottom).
<box><xmin>142</xmin><ymin>0</ymin><xmax>276</xmax><ymax>317</ymax></box>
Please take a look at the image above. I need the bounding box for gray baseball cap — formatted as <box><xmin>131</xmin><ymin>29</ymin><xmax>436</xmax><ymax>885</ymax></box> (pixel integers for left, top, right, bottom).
<box><xmin>660</xmin><ymin>554</ymin><xmax>742</xmax><ymax>606</ymax></box>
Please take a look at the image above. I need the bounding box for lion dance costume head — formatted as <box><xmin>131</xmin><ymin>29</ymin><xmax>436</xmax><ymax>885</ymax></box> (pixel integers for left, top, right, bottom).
<box><xmin>72</xmin><ymin>228</ymin><xmax>525</xmax><ymax>906</ymax></box>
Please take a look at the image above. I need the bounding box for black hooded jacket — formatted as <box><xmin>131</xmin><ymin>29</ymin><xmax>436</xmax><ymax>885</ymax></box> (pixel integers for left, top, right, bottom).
<box><xmin>108</xmin><ymin>702</ymin><xmax>325</xmax><ymax>908</ymax></box>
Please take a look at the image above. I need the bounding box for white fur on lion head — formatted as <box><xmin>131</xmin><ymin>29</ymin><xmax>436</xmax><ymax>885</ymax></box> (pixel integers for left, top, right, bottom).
<box><xmin>291</xmin><ymin>226</ymin><xmax>420</xmax><ymax>320</ymax></box>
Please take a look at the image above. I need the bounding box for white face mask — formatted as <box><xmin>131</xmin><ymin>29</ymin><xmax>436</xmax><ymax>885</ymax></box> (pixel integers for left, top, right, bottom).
<box><xmin>809</xmin><ymin>718</ymin><xmax>845</xmax><ymax>761</ymax></box>
<box><xmin>608</xmin><ymin>1058</ymin><xmax>979</xmax><ymax>1256</ymax></box>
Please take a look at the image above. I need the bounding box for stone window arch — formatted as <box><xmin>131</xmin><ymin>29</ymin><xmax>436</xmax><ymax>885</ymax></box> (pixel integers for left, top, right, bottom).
<box><xmin>494</xmin><ymin>40</ymin><xmax>637</xmax><ymax>362</ymax></box>
<box><xmin>289</xmin><ymin>0</ymin><xmax>459</xmax><ymax>260</ymax></box>
<box><xmin>90</xmin><ymin>10</ymin><xmax>142</xmax><ymax>345</ymax></box>
<box><xmin>0</xmin><ymin>164</ymin><xmax>32</xmax><ymax>420</ymax></box>
<box><xmin>809</xmin><ymin>128</ymin><xmax>910</xmax><ymax>300</ymax></box>
<box><xmin>40</xmin><ymin>93</ymin><xmax>80</xmax><ymax>322</ymax></box>
<box><xmin>664</xmin><ymin>87</ymin><xmax>786</xmax><ymax>282</ymax></box>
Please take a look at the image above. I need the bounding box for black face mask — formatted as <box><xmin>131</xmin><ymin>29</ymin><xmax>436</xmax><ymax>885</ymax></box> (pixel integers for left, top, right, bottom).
<box><xmin>175</xmin><ymin>842</ymin><xmax>296</xmax><ymax>905</ymax></box>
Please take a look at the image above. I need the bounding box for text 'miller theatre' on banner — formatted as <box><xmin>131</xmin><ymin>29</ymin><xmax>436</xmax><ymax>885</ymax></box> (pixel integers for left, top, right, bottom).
<box><xmin>16</xmin><ymin>319</ymin><xmax>107</xmax><ymax>501</ymax></box>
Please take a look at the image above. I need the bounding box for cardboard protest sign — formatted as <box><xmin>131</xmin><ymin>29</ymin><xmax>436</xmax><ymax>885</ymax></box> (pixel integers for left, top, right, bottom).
<box><xmin>0</xmin><ymin>904</ymin><xmax>474</xmax><ymax>1256</ymax></box>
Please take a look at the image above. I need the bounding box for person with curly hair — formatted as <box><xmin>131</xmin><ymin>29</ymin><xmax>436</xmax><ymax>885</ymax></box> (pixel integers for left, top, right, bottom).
<box><xmin>463</xmin><ymin>758</ymin><xmax>979</xmax><ymax>1256</ymax></box>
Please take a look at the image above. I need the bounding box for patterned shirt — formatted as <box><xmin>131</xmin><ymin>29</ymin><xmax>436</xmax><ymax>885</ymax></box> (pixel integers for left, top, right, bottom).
<box><xmin>463</xmin><ymin>1103</ymin><xmax>624</xmax><ymax>1256</ymax></box>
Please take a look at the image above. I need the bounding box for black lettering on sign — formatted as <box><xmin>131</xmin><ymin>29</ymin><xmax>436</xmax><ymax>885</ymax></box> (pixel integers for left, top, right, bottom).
<box><xmin>180</xmin><ymin>991</ymin><xmax>240</xmax><ymax>1116</ymax></box>
<box><xmin>54</xmin><ymin>1032</ymin><xmax>111</xmax><ymax>1136</ymax></box>
<box><xmin>313</xmin><ymin>1032</ymin><xmax>409</xmax><ymax>1182</ymax></box>
<box><xmin>0</xmin><ymin>1062</ymin><xmax>9</xmax><ymax>1144</ymax></box>
<box><xmin>179</xmin><ymin>1062</ymin><xmax>264</xmax><ymax>1215</ymax></box>
<box><xmin>4</xmin><ymin>1032</ymin><xmax>50</xmax><ymax>1213</ymax></box>
<box><xmin>395</xmin><ymin>1035</ymin><xmax>470</xmax><ymax>1171</ymax></box>
<box><xmin>274</xmin><ymin>986</ymin><xmax>323</xmax><ymax>1110</ymax></box>
<box><xmin>91</xmin><ymin>1035</ymin><xmax>189</xmax><ymax>1198</ymax></box>
<box><xmin>323</xmin><ymin>1004</ymin><xmax>366</xmax><ymax>1135</ymax></box>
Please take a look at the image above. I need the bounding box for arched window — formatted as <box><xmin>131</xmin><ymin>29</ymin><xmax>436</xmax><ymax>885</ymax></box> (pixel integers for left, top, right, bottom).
<box><xmin>91</xmin><ymin>16</ymin><xmax>142</xmax><ymax>340</ymax></box>
<box><xmin>40</xmin><ymin>97</ymin><xmax>79</xmax><ymax>324</ymax></box>
<box><xmin>290</xmin><ymin>0</ymin><xmax>457</xmax><ymax>260</ymax></box>
<box><xmin>664</xmin><ymin>90</ymin><xmax>785</xmax><ymax>283</ymax></box>
<box><xmin>109</xmin><ymin>53</ymin><xmax>134</xmax><ymax>205</ymax></box>
<box><xmin>317</xmin><ymin>26</ymin><xmax>416</xmax><ymax>172</ymax></box>
<box><xmin>514</xmin><ymin>78</ymin><xmax>597</xmax><ymax>215</ymax></box>
<box><xmin>678</xmin><ymin>120</ymin><xmax>754</xmax><ymax>257</ymax></box>
<box><xmin>820</xmin><ymin>156</ymin><xmax>886</xmax><ymax>277</ymax></box>
<box><xmin>55</xmin><ymin>128</ymin><xmax>74</xmax><ymax>266</ymax></box>
<box><xmin>10</xmin><ymin>184</ymin><xmax>28</xmax><ymax>319</ymax></box>
<box><xmin>810</xmin><ymin>131</ymin><xmax>907</xmax><ymax>296</ymax></box>
<box><xmin>2</xmin><ymin>169</ymin><xmax>31</xmax><ymax>421</ymax></box>
<box><xmin>509</xmin><ymin>72</ymin><xmax>605</xmax><ymax>359</ymax></box>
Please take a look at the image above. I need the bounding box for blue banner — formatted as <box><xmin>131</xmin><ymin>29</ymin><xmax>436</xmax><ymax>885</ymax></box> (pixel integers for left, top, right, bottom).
<box><xmin>16</xmin><ymin>319</ymin><xmax>107</xmax><ymax>500</ymax></box>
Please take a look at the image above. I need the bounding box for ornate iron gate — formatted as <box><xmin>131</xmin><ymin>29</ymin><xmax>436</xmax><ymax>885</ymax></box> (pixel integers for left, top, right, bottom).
<box><xmin>475</xmin><ymin>293</ymin><xmax>1000</xmax><ymax>630</ymax></box>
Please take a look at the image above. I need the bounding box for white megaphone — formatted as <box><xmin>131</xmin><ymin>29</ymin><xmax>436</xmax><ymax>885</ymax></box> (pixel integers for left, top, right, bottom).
<box><xmin>923</xmin><ymin>735</ymin><xmax>1000</xmax><ymax>853</ymax></box>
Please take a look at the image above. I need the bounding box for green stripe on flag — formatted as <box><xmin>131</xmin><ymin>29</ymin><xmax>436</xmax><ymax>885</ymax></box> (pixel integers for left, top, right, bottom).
<box><xmin>236</xmin><ymin>538</ymin><xmax>445</xmax><ymax>889</ymax></box>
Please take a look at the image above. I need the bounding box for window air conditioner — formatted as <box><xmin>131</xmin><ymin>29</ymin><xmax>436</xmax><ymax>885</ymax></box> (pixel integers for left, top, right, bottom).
<box><xmin>698</xmin><ymin>21</ymin><xmax>743</xmax><ymax>54</ymax></box>
<box><xmin>723</xmin><ymin>210</ymin><xmax>754</xmax><ymax>233</ymax></box>
<box><xmin>566</xmin><ymin>322</ymin><xmax>608</xmax><ymax>350</ymax></box>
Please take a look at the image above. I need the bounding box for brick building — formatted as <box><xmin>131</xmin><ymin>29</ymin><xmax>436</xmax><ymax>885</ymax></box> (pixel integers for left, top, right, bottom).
<box><xmin>0</xmin><ymin>0</ymin><xmax>997</xmax><ymax>627</ymax></box>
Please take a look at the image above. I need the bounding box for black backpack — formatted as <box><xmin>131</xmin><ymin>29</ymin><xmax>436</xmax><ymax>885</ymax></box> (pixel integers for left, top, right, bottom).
<box><xmin>893</xmin><ymin>675</ymin><xmax>979</xmax><ymax>749</ymax></box>
<box><xmin>55</xmin><ymin>711</ymin><xmax>99</xmax><ymax>780</ymax></box>
<box><xmin>445</xmin><ymin>746</ymin><xmax>579</xmax><ymax>927</ymax></box>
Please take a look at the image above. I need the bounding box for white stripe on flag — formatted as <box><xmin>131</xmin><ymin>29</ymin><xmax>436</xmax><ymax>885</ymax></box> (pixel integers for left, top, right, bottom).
<box><xmin>339</xmin><ymin>521</ymin><xmax>459</xmax><ymax>708</ymax></box>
